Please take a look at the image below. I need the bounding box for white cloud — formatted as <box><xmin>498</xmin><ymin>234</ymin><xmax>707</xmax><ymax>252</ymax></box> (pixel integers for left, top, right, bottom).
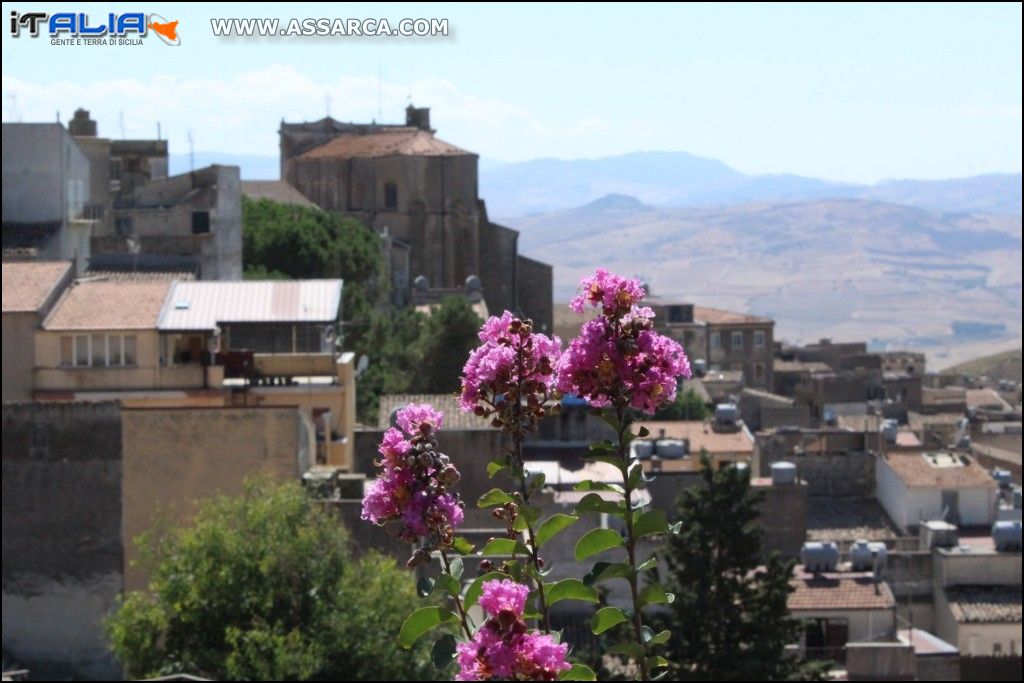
<box><xmin>1</xmin><ymin>66</ymin><xmax>612</xmax><ymax>161</ymax></box>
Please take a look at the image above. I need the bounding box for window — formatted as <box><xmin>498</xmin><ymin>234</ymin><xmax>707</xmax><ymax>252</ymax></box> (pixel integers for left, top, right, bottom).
<box><xmin>61</xmin><ymin>333</ymin><xmax>138</xmax><ymax>367</ymax></box>
<box><xmin>754</xmin><ymin>330</ymin><xmax>766</xmax><ymax>348</ymax></box>
<box><xmin>61</xmin><ymin>336</ymin><xmax>74</xmax><ymax>366</ymax></box>
<box><xmin>164</xmin><ymin>334</ymin><xmax>204</xmax><ymax>365</ymax></box>
<box><xmin>384</xmin><ymin>182</ymin><xmax>398</xmax><ymax>210</ymax></box>
<box><xmin>731</xmin><ymin>330</ymin><xmax>744</xmax><ymax>350</ymax></box>
<box><xmin>754</xmin><ymin>362</ymin><xmax>765</xmax><ymax>380</ymax></box>
<box><xmin>710</xmin><ymin>332</ymin><xmax>721</xmax><ymax>350</ymax></box>
<box><xmin>191</xmin><ymin>211</ymin><xmax>211</xmax><ymax>234</ymax></box>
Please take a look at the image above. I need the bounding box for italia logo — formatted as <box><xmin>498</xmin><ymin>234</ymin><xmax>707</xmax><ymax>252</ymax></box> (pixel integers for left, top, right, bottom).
<box><xmin>9</xmin><ymin>11</ymin><xmax>181</xmax><ymax>45</ymax></box>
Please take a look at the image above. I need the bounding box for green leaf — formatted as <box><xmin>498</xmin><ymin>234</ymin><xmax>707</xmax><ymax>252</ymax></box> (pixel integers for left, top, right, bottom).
<box><xmin>479</xmin><ymin>537</ymin><xmax>531</xmax><ymax>557</ymax></box>
<box><xmin>536</xmin><ymin>514</ymin><xmax>579</xmax><ymax>547</ymax></box>
<box><xmin>432</xmin><ymin>573</ymin><xmax>460</xmax><ymax>597</ymax></box>
<box><xmin>574</xmin><ymin>493</ymin><xmax>624</xmax><ymax>516</ymax></box>
<box><xmin>477</xmin><ymin>488</ymin><xmax>515</xmax><ymax>508</ymax></box>
<box><xmin>431</xmin><ymin>633</ymin><xmax>457</xmax><ymax>669</ymax></box>
<box><xmin>648</xmin><ymin>629</ymin><xmax>671</xmax><ymax>645</ymax></box>
<box><xmin>417</xmin><ymin>575</ymin><xmax>434</xmax><ymax>598</ymax></box>
<box><xmin>451</xmin><ymin>536</ymin><xmax>475</xmax><ymax>555</ymax></box>
<box><xmin>646</xmin><ymin>655</ymin><xmax>670</xmax><ymax>669</ymax></box>
<box><xmin>638</xmin><ymin>583</ymin><xmax>673</xmax><ymax>607</ymax></box>
<box><xmin>513</xmin><ymin>505</ymin><xmax>542</xmax><ymax>532</ymax></box>
<box><xmin>591</xmin><ymin>606</ymin><xmax>629</xmax><ymax>634</ymax></box>
<box><xmin>574</xmin><ymin>480</ymin><xmax>625</xmax><ymax>494</ymax></box>
<box><xmin>544</xmin><ymin>578</ymin><xmax>599</xmax><ymax>605</ymax></box>
<box><xmin>559</xmin><ymin>663</ymin><xmax>598</xmax><ymax>680</ymax></box>
<box><xmin>627</xmin><ymin>462</ymin><xmax>645</xmax><ymax>489</ymax></box>
<box><xmin>583</xmin><ymin>561</ymin><xmax>634</xmax><ymax>586</ymax></box>
<box><xmin>633</xmin><ymin>509</ymin><xmax>669</xmax><ymax>539</ymax></box>
<box><xmin>575</xmin><ymin>528</ymin><xmax>624</xmax><ymax>561</ymax></box>
<box><xmin>399</xmin><ymin>606</ymin><xmax>454</xmax><ymax>648</ymax></box>
<box><xmin>464</xmin><ymin>571</ymin><xmax>505</xmax><ymax>609</ymax></box>
<box><xmin>487</xmin><ymin>459</ymin><xmax>507</xmax><ymax>478</ymax></box>
<box><xmin>448</xmin><ymin>556</ymin><xmax>464</xmax><ymax>581</ymax></box>
<box><xmin>589</xmin><ymin>439</ymin><xmax>617</xmax><ymax>454</ymax></box>
<box><xmin>527</xmin><ymin>471</ymin><xmax>546</xmax><ymax>493</ymax></box>
<box><xmin>637</xmin><ymin>555</ymin><xmax>658</xmax><ymax>572</ymax></box>
<box><xmin>637</xmin><ymin>426</ymin><xmax>650</xmax><ymax>438</ymax></box>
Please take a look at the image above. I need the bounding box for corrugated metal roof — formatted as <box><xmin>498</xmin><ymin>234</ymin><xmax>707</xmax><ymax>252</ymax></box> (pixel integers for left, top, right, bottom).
<box><xmin>158</xmin><ymin>280</ymin><xmax>342</xmax><ymax>330</ymax></box>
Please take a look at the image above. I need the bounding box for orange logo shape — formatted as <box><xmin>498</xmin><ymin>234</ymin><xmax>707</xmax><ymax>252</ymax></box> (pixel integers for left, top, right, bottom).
<box><xmin>148</xmin><ymin>19</ymin><xmax>178</xmax><ymax>42</ymax></box>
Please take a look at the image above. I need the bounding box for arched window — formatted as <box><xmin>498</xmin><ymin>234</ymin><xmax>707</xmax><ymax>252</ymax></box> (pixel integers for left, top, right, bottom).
<box><xmin>384</xmin><ymin>182</ymin><xmax>398</xmax><ymax>210</ymax></box>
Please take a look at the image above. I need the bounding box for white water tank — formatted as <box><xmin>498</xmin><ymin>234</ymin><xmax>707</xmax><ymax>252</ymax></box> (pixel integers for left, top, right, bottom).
<box><xmin>849</xmin><ymin>539</ymin><xmax>888</xmax><ymax>571</ymax></box>
<box><xmin>655</xmin><ymin>439</ymin><xmax>687</xmax><ymax>459</ymax></box>
<box><xmin>631</xmin><ymin>440</ymin><xmax>654</xmax><ymax>460</ymax></box>
<box><xmin>770</xmin><ymin>461</ymin><xmax>797</xmax><ymax>485</ymax></box>
<box><xmin>801</xmin><ymin>541</ymin><xmax>839</xmax><ymax>573</ymax></box>
<box><xmin>992</xmin><ymin>520</ymin><xmax>1022</xmax><ymax>552</ymax></box>
<box><xmin>715</xmin><ymin>403</ymin><xmax>738</xmax><ymax>425</ymax></box>
<box><xmin>991</xmin><ymin>468</ymin><xmax>1013</xmax><ymax>487</ymax></box>
<box><xmin>881</xmin><ymin>419</ymin><xmax>899</xmax><ymax>444</ymax></box>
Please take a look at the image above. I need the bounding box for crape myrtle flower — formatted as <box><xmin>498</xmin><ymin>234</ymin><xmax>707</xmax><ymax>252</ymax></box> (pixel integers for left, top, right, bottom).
<box><xmin>361</xmin><ymin>403</ymin><xmax>463</xmax><ymax>555</ymax></box>
<box><xmin>558</xmin><ymin>269</ymin><xmax>692</xmax><ymax>414</ymax></box>
<box><xmin>455</xmin><ymin>579</ymin><xmax>571</xmax><ymax>681</ymax></box>
<box><xmin>459</xmin><ymin>311</ymin><xmax>562</xmax><ymax>433</ymax></box>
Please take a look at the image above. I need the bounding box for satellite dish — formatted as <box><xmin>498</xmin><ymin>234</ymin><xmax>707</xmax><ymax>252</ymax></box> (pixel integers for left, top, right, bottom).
<box><xmin>355</xmin><ymin>354</ymin><xmax>369</xmax><ymax>378</ymax></box>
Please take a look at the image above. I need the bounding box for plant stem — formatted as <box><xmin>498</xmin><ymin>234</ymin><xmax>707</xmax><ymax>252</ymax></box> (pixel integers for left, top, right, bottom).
<box><xmin>511</xmin><ymin>335</ymin><xmax>553</xmax><ymax>634</ymax></box>
<box><xmin>616</xmin><ymin>403</ymin><xmax>649</xmax><ymax>682</ymax></box>
<box><xmin>439</xmin><ymin>548</ymin><xmax>474</xmax><ymax>640</ymax></box>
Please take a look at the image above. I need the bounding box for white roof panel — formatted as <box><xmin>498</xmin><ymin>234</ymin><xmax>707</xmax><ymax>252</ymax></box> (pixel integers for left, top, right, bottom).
<box><xmin>157</xmin><ymin>280</ymin><xmax>342</xmax><ymax>330</ymax></box>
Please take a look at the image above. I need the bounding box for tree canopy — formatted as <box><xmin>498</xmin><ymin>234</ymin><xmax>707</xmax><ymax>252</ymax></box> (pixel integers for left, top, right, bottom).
<box><xmin>662</xmin><ymin>454</ymin><xmax>827</xmax><ymax>681</ymax></box>
<box><xmin>106</xmin><ymin>479</ymin><xmax>438</xmax><ymax>681</ymax></box>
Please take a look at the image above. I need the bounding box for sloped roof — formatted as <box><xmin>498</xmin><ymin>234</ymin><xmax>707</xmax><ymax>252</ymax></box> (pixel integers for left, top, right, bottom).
<box><xmin>158</xmin><ymin>280</ymin><xmax>343</xmax><ymax>331</ymax></box>
<box><xmin>43</xmin><ymin>280</ymin><xmax>171</xmax><ymax>330</ymax></box>
<box><xmin>2</xmin><ymin>261</ymin><xmax>71</xmax><ymax>313</ymax></box>
<box><xmin>788</xmin><ymin>570</ymin><xmax>896</xmax><ymax>611</ymax></box>
<box><xmin>299</xmin><ymin>128</ymin><xmax>472</xmax><ymax>159</ymax></box>
<box><xmin>882</xmin><ymin>452</ymin><xmax>998</xmax><ymax>490</ymax></box>
<box><xmin>241</xmin><ymin>180</ymin><xmax>318</xmax><ymax>208</ymax></box>
<box><xmin>694</xmin><ymin>305</ymin><xmax>773</xmax><ymax>325</ymax></box>
<box><xmin>945</xmin><ymin>586</ymin><xmax>1022</xmax><ymax>623</ymax></box>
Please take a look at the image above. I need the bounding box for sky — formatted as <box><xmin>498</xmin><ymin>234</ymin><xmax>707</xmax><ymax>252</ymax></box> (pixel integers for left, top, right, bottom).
<box><xmin>2</xmin><ymin>2</ymin><xmax>1021</xmax><ymax>183</ymax></box>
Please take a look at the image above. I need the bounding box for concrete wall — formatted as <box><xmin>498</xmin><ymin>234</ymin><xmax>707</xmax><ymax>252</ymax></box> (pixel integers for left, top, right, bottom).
<box><xmin>935</xmin><ymin>588</ymin><xmax>1023</xmax><ymax>657</ymax></box>
<box><xmin>121</xmin><ymin>406</ymin><xmax>313</xmax><ymax>590</ymax></box>
<box><xmin>795</xmin><ymin>607</ymin><xmax>898</xmax><ymax>644</ymax></box>
<box><xmin>707</xmin><ymin>322</ymin><xmax>774</xmax><ymax>391</ymax></box>
<box><xmin>2</xmin><ymin>123</ymin><xmax>88</xmax><ymax>224</ymax></box>
<box><xmin>34</xmin><ymin>329</ymin><xmax>209</xmax><ymax>392</ymax></box>
<box><xmin>934</xmin><ymin>549</ymin><xmax>1023</xmax><ymax>588</ymax></box>
<box><xmin>2</xmin><ymin>401</ymin><xmax>123</xmax><ymax>680</ymax></box>
<box><xmin>845</xmin><ymin>641</ymin><xmax>916</xmax><ymax>680</ymax></box>
<box><xmin>3</xmin><ymin>312</ymin><xmax>38</xmax><ymax>403</ymax></box>
<box><xmin>754</xmin><ymin>480</ymin><xmax>808</xmax><ymax>558</ymax></box>
<box><xmin>756</xmin><ymin>431</ymin><xmax>875</xmax><ymax>497</ymax></box>
<box><xmin>876</xmin><ymin>457</ymin><xmax>999</xmax><ymax>530</ymax></box>
<box><xmin>479</xmin><ymin>220</ymin><xmax>518</xmax><ymax>318</ymax></box>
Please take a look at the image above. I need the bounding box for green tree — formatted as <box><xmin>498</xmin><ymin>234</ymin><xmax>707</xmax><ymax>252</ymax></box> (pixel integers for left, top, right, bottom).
<box><xmin>651</xmin><ymin>386</ymin><xmax>709</xmax><ymax>421</ymax></box>
<box><xmin>106</xmin><ymin>479</ymin><xmax>437</xmax><ymax>681</ymax></box>
<box><xmin>662</xmin><ymin>454</ymin><xmax>826</xmax><ymax>681</ymax></box>
<box><xmin>242</xmin><ymin>196</ymin><xmax>384</xmax><ymax>348</ymax></box>
<box><xmin>409</xmin><ymin>296</ymin><xmax>484</xmax><ymax>394</ymax></box>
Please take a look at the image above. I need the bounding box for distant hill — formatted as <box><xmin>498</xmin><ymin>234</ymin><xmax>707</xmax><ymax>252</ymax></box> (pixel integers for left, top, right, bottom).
<box><xmin>942</xmin><ymin>348</ymin><xmax>1022</xmax><ymax>383</ymax></box>
<box><xmin>479</xmin><ymin>151</ymin><xmax>1022</xmax><ymax>218</ymax></box>
<box><xmin>510</xmin><ymin>196</ymin><xmax>1021</xmax><ymax>369</ymax></box>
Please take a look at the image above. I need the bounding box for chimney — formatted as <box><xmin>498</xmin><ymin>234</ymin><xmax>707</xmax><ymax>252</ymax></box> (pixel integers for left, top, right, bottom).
<box><xmin>69</xmin><ymin>108</ymin><xmax>97</xmax><ymax>136</ymax></box>
<box><xmin>405</xmin><ymin>104</ymin><xmax>431</xmax><ymax>131</ymax></box>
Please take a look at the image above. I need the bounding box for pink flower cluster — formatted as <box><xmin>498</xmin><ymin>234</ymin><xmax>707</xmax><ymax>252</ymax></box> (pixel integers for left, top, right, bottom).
<box><xmin>456</xmin><ymin>579</ymin><xmax>571</xmax><ymax>681</ymax></box>
<box><xmin>558</xmin><ymin>270</ymin><xmax>692</xmax><ymax>413</ymax></box>
<box><xmin>460</xmin><ymin>311</ymin><xmax>561</xmax><ymax>427</ymax></box>
<box><xmin>361</xmin><ymin>403</ymin><xmax>464</xmax><ymax>549</ymax></box>
<box><xmin>569</xmin><ymin>267</ymin><xmax>647</xmax><ymax>317</ymax></box>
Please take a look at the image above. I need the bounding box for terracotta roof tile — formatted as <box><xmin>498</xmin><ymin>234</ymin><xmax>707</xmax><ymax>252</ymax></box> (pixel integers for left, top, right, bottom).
<box><xmin>43</xmin><ymin>280</ymin><xmax>171</xmax><ymax>331</ymax></box>
<box><xmin>300</xmin><ymin>129</ymin><xmax>472</xmax><ymax>159</ymax></box>
<box><xmin>632</xmin><ymin>420</ymin><xmax>754</xmax><ymax>457</ymax></box>
<box><xmin>881</xmin><ymin>452</ymin><xmax>998</xmax><ymax>490</ymax></box>
<box><xmin>2</xmin><ymin>261</ymin><xmax>72</xmax><ymax>313</ymax></box>
<box><xmin>693</xmin><ymin>305</ymin><xmax>772</xmax><ymax>325</ymax></box>
<box><xmin>377</xmin><ymin>394</ymin><xmax>491</xmax><ymax>431</ymax></box>
<box><xmin>241</xmin><ymin>180</ymin><xmax>318</xmax><ymax>208</ymax></box>
<box><xmin>788</xmin><ymin>570</ymin><xmax>896</xmax><ymax>611</ymax></box>
<box><xmin>945</xmin><ymin>586</ymin><xmax>1022</xmax><ymax>623</ymax></box>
